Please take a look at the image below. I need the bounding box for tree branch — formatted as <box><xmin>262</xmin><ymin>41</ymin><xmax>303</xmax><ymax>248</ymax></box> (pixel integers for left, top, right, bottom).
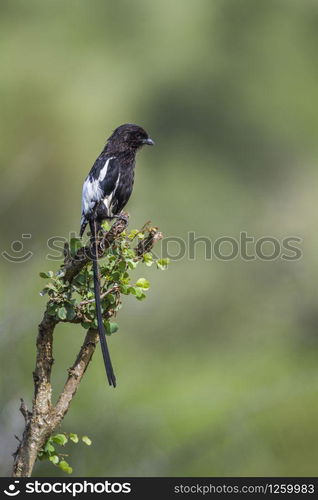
<box><xmin>54</xmin><ymin>328</ymin><xmax>99</xmax><ymax>420</ymax></box>
<box><xmin>11</xmin><ymin>214</ymin><xmax>163</xmax><ymax>477</ymax></box>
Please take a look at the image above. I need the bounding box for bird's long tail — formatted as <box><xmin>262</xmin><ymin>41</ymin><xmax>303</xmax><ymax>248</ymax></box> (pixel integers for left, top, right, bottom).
<box><xmin>89</xmin><ymin>219</ymin><xmax>116</xmax><ymax>387</ymax></box>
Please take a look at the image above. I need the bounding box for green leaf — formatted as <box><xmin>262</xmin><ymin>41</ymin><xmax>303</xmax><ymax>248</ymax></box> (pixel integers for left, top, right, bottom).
<box><xmin>82</xmin><ymin>436</ymin><xmax>92</xmax><ymax>446</ymax></box>
<box><xmin>44</xmin><ymin>442</ymin><xmax>55</xmax><ymax>454</ymax></box>
<box><xmin>102</xmin><ymin>220</ymin><xmax>111</xmax><ymax>231</ymax></box>
<box><xmin>136</xmin><ymin>292</ymin><xmax>146</xmax><ymax>301</ymax></box>
<box><xmin>49</xmin><ymin>454</ymin><xmax>59</xmax><ymax>465</ymax></box>
<box><xmin>157</xmin><ymin>258</ymin><xmax>170</xmax><ymax>270</ymax></box>
<box><xmin>110</xmin><ymin>270</ymin><xmax>121</xmax><ymax>281</ymax></box>
<box><xmin>118</xmin><ymin>260</ymin><xmax>127</xmax><ymax>272</ymax></box>
<box><xmin>47</xmin><ymin>303</ymin><xmax>59</xmax><ymax>316</ymax></box>
<box><xmin>105</xmin><ymin>322</ymin><xmax>119</xmax><ymax>335</ymax></box>
<box><xmin>119</xmin><ymin>284</ymin><xmax>130</xmax><ymax>295</ymax></box>
<box><xmin>44</xmin><ymin>282</ymin><xmax>58</xmax><ymax>292</ymax></box>
<box><xmin>74</xmin><ymin>273</ymin><xmax>86</xmax><ymax>285</ymax></box>
<box><xmin>127</xmin><ymin>259</ymin><xmax>137</xmax><ymax>269</ymax></box>
<box><xmin>39</xmin><ymin>271</ymin><xmax>54</xmax><ymax>279</ymax></box>
<box><xmin>59</xmin><ymin>460</ymin><xmax>73</xmax><ymax>474</ymax></box>
<box><xmin>52</xmin><ymin>433</ymin><xmax>68</xmax><ymax>446</ymax></box>
<box><xmin>56</xmin><ymin>269</ymin><xmax>65</xmax><ymax>278</ymax></box>
<box><xmin>70</xmin><ymin>238</ymin><xmax>82</xmax><ymax>257</ymax></box>
<box><xmin>126</xmin><ymin>249</ymin><xmax>136</xmax><ymax>259</ymax></box>
<box><xmin>142</xmin><ymin>253</ymin><xmax>153</xmax><ymax>266</ymax></box>
<box><xmin>130</xmin><ymin>287</ymin><xmax>146</xmax><ymax>300</ymax></box>
<box><xmin>69</xmin><ymin>433</ymin><xmax>79</xmax><ymax>443</ymax></box>
<box><xmin>66</xmin><ymin>304</ymin><xmax>76</xmax><ymax>320</ymax></box>
<box><xmin>81</xmin><ymin>322</ymin><xmax>92</xmax><ymax>329</ymax></box>
<box><xmin>128</xmin><ymin>229</ymin><xmax>139</xmax><ymax>240</ymax></box>
<box><xmin>136</xmin><ymin>278</ymin><xmax>150</xmax><ymax>289</ymax></box>
<box><xmin>104</xmin><ymin>293</ymin><xmax>116</xmax><ymax>305</ymax></box>
<box><xmin>57</xmin><ymin>307</ymin><xmax>67</xmax><ymax>321</ymax></box>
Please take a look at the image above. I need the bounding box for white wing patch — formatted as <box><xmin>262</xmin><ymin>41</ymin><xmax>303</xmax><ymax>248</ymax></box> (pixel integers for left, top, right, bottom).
<box><xmin>99</xmin><ymin>156</ymin><xmax>114</xmax><ymax>182</ymax></box>
<box><xmin>81</xmin><ymin>177</ymin><xmax>102</xmax><ymax>216</ymax></box>
<box><xmin>81</xmin><ymin>155</ymin><xmax>121</xmax><ymax>229</ymax></box>
<box><xmin>81</xmin><ymin>157</ymin><xmax>115</xmax><ymax>217</ymax></box>
<box><xmin>103</xmin><ymin>173</ymin><xmax>121</xmax><ymax>216</ymax></box>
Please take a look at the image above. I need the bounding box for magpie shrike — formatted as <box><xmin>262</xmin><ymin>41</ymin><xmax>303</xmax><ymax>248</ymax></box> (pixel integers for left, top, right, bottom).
<box><xmin>80</xmin><ymin>124</ymin><xmax>154</xmax><ymax>387</ymax></box>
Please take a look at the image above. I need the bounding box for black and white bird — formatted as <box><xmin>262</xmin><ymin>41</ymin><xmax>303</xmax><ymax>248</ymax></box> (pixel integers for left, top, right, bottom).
<box><xmin>80</xmin><ymin>124</ymin><xmax>154</xmax><ymax>237</ymax></box>
<box><xmin>80</xmin><ymin>124</ymin><xmax>154</xmax><ymax>388</ymax></box>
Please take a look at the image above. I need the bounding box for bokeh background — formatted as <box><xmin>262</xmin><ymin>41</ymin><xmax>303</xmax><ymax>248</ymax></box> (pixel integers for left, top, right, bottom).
<box><xmin>1</xmin><ymin>0</ymin><xmax>318</xmax><ymax>477</ymax></box>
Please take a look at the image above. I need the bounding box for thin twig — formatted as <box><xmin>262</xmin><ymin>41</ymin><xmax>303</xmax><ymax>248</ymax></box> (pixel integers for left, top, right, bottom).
<box><xmin>79</xmin><ymin>285</ymin><xmax>120</xmax><ymax>305</ymax></box>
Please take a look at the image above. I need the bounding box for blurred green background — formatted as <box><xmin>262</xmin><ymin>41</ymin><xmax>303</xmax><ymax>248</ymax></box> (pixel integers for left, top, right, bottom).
<box><xmin>1</xmin><ymin>0</ymin><xmax>318</xmax><ymax>477</ymax></box>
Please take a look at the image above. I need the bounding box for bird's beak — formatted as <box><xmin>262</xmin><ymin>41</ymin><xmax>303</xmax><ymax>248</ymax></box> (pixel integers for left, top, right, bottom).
<box><xmin>143</xmin><ymin>137</ymin><xmax>155</xmax><ymax>146</ymax></box>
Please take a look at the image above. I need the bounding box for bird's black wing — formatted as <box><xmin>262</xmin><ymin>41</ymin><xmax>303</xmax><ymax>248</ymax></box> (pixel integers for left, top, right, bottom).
<box><xmin>81</xmin><ymin>155</ymin><xmax>120</xmax><ymax>230</ymax></box>
<box><xmin>97</xmin><ymin>156</ymin><xmax>120</xmax><ymax>197</ymax></box>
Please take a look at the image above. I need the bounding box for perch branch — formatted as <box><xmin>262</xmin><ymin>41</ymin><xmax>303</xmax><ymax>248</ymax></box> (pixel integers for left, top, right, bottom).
<box><xmin>12</xmin><ymin>214</ymin><xmax>162</xmax><ymax>477</ymax></box>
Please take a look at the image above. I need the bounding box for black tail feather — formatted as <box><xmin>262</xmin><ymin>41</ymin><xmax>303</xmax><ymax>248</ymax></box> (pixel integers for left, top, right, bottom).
<box><xmin>80</xmin><ymin>217</ymin><xmax>88</xmax><ymax>237</ymax></box>
<box><xmin>89</xmin><ymin>219</ymin><xmax>116</xmax><ymax>387</ymax></box>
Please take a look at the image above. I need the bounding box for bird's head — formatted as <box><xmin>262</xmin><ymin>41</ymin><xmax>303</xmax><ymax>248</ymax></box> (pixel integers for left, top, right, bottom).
<box><xmin>106</xmin><ymin>123</ymin><xmax>154</xmax><ymax>153</ymax></box>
